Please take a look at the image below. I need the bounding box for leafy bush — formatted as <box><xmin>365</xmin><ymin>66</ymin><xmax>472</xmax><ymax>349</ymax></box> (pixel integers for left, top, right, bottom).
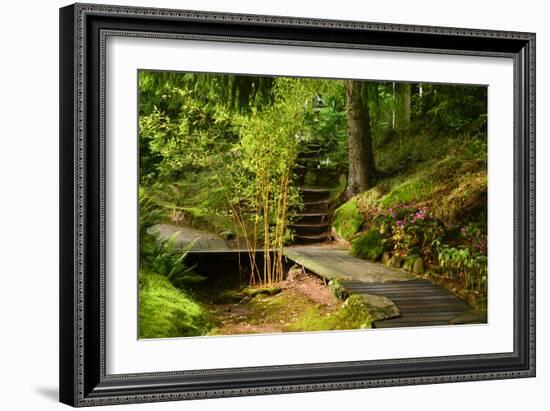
<box><xmin>140</xmin><ymin>232</ymin><xmax>207</xmax><ymax>288</ymax></box>
<box><xmin>386</xmin><ymin>206</ymin><xmax>444</xmax><ymax>262</ymax></box>
<box><xmin>437</xmin><ymin>244</ymin><xmax>487</xmax><ymax>291</ymax></box>
<box><xmin>139</xmin><ymin>272</ymin><xmax>209</xmax><ymax>338</ymax></box>
<box><xmin>351</xmin><ymin>230</ymin><xmax>385</xmax><ymax>260</ymax></box>
<box><xmin>332</xmin><ymin>200</ymin><xmax>364</xmax><ymax>241</ymax></box>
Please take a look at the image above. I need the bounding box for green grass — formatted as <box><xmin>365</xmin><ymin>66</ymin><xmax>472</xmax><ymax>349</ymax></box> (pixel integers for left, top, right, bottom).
<box><xmin>332</xmin><ymin>200</ymin><xmax>364</xmax><ymax>241</ymax></box>
<box><xmin>139</xmin><ymin>271</ymin><xmax>210</xmax><ymax>339</ymax></box>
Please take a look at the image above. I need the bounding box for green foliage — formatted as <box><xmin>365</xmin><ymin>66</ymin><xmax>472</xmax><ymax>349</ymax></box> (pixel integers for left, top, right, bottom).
<box><xmin>139</xmin><ymin>271</ymin><xmax>209</xmax><ymax>338</ymax></box>
<box><xmin>413</xmin><ymin>83</ymin><xmax>487</xmax><ymax>136</ymax></box>
<box><xmin>328</xmin><ymin>278</ymin><xmax>349</xmax><ymax>301</ymax></box>
<box><xmin>333</xmin><ymin>200</ymin><xmax>364</xmax><ymax>241</ymax></box>
<box><xmin>437</xmin><ymin>244</ymin><xmax>487</xmax><ymax>291</ymax></box>
<box><xmin>220</xmin><ymin>78</ymin><xmax>316</xmax><ymax>283</ymax></box>
<box><xmin>351</xmin><ymin>230</ymin><xmax>385</xmax><ymax>260</ymax></box>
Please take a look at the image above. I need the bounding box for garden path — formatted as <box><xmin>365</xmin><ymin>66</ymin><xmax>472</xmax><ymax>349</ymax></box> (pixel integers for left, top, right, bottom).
<box><xmin>282</xmin><ymin>246</ymin><xmax>479</xmax><ymax>328</ymax></box>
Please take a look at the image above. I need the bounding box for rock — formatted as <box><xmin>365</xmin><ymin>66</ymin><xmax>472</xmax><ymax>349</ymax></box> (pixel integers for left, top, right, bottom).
<box><xmin>219</xmin><ymin>230</ymin><xmax>235</xmax><ymax>240</ymax></box>
<box><xmin>412</xmin><ymin>257</ymin><xmax>424</xmax><ymax>274</ymax></box>
<box><xmin>381</xmin><ymin>252</ymin><xmax>392</xmax><ymax>264</ymax></box>
<box><xmin>387</xmin><ymin>255</ymin><xmax>404</xmax><ymax>268</ymax></box>
<box><xmin>360</xmin><ymin>294</ymin><xmax>400</xmax><ymax>321</ymax></box>
<box><xmin>402</xmin><ymin>255</ymin><xmax>419</xmax><ymax>272</ymax></box>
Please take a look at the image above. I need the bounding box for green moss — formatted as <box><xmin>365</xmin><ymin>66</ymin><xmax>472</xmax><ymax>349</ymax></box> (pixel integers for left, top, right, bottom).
<box><xmin>242</xmin><ymin>286</ymin><xmax>282</xmax><ymax>298</ymax></box>
<box><xmin>139</xmin><ymin>271</ymin><xmax>209</xmax><ymax>338</ymax></box>
<box><xmin>332</xmin><ymin>200</ymin><xmax>364</xmax><ymax>241</ymax></box>
<box><xmin>378</xmin><ymin>175</ymin><xmax>436</xmax><ymax>209</ymax></box>
<box><xmin>286</xmin><ymin>295</ymin><xmax>373</xmax><ymax>331</ymax></box>
<box><xmin>351</xmin><ymin>230</ymin><xmax>384</xmax><ymax>260</ymax></box>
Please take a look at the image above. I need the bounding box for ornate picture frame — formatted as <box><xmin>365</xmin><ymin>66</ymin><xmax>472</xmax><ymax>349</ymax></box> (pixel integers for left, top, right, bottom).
<box><xmin>59</xmin><ymin>3</ymin><xmax>535</xmax><ymax>407</ymax></box>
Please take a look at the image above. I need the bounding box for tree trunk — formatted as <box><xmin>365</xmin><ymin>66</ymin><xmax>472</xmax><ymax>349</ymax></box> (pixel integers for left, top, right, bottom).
<box><xmin>345</xmin><ymin>80</ymin><xmax>375</xmax><ymax>198</ymax></box>
<box><xmin>395</xmin><ymin>82</ymin><xmax>411</xmax><ymax>132</ymax></box>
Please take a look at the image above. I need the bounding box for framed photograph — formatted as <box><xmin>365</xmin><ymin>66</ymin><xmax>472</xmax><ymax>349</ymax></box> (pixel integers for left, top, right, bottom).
<box><xmin>59</xmin><ymin>3</ymin><xmax>535</xmax><ymax>407</ymax></box>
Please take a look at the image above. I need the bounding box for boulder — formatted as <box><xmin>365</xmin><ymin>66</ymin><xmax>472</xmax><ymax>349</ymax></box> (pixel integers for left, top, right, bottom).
<box><xmin>387</xmin><ymin>254</ymin><xmax>404</xmax><ymax>268</ymax></box>
<box><xmin>412</xmin><ymin>257</ymin><xmax>424</xmax><ymax>274</ymax></box>
<box><xmin>402</xmin><ymin>255</ymin><xmax>420</xmax><ymax>272</ymax></box>
<box><xmin>360</xmin><ymin>294</ymin><xmax>400</xmax><ymax>321</ymax></box>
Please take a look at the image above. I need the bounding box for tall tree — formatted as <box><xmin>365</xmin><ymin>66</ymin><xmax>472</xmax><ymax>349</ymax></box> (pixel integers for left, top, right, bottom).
<box><xmin>344</xmin><ymin>80</ymin><xmax>376</xmax><ymax>198</ymax></box>
<box><xmin>394</xmin><ymin>82</ymin><xmax>411</xmax><ymax>132</ymax></box>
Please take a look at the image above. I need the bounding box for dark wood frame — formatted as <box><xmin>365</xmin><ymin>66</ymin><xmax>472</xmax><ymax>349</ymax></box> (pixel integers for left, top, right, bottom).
<box><xmin>60</xmin><ymin>3</ymin><xmax>536</xmax><ymax>407</ymax></box>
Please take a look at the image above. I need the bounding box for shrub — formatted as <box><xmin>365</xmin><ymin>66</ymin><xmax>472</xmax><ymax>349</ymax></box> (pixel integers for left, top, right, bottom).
<box><xmin>139</xmin><ymin>272</ymin><xmax>209</xmax><ymax>338</ymax></box>
<box><xmin>351</xmin><ymin>230</ymin><xmax>385</xmax><ymax>260</ymax></box>
<box><xmin>332</xmin><ymin>200</ymin><xmax>364</xmax><ymax>241</ymax></box>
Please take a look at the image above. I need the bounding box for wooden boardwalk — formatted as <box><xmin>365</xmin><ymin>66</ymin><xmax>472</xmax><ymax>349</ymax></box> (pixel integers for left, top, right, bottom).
<box><xmin>151</xmin><ymin>224</ymin><xmax>229</xmax><ymax>251</ymax></box>
<box><xmin>152</xmin><ymin>227</ymin><xmax>481</xmax><ymax>328</ymax></box>
<box><xmin>282</xmin><ymin>246</ymin><xmax>479</xmax><ymax>328</ymax></box>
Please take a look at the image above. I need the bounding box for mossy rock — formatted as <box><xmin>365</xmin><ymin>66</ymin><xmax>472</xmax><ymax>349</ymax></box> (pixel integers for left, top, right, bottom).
<box><xmin>350</xmin><ymin>230</ymin><xmax>384</xmax><ymax>260</ymax></box>
<box><xmin>242</xmin><ymin>286</ymin><xmax>282</xmax><ymax>298</ymax></box>
<box><xmin>412</xmin><ymin>257</ymin><xmax>424</xmax><ymax>274</ymax></box>
<box><xmin>387</xmin><ymin>255</ymin><xmax>404</xmax><ymax>268</ymax></box>
<box><xmin>341</xmin><ymin>295</ymin><xmax>374</xmax><ymax>329</ymax></box>
<box><xmin>360</xmin><ymin>294</ymin><xmax>400</xmax><ymax>321</ymax></box>
<box><xmin>402</xmin><ymin>255</ymin><xmax>419</xmax><ymax>272</ymax></box>
<box><xmin>332</xmin><ymin>200</ymin><xmax>364</xmax><ymax>241</ymax></box>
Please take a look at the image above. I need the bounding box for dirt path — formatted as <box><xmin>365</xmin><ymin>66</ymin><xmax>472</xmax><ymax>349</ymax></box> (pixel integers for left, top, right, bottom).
<box><xmin>204</xmin><ymin>269</ymin><xmax>341</xmax><ymax>336</ymax></box>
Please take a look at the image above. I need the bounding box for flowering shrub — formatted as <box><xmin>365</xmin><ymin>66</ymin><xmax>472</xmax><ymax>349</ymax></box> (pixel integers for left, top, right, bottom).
<box><xmin>459</xmin><ymin>222</ymin><xmax>487</xmax><ymax>255</ymax></box>
<box><xmin>383</xmin><ymin>205</ymin><xmax>444</xmax><ymax>262</ymax></box>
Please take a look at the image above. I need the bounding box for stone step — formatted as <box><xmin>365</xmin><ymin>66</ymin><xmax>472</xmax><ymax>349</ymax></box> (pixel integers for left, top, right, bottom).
<box><xmin>290</xmin><ymin>222</ymin><xmax>330</xmax><ymax>235</ymax></box>
<box><xmin>293</xmin><ymin>232</ymin><xmax>332</xmax><ymax>244</ymax></box>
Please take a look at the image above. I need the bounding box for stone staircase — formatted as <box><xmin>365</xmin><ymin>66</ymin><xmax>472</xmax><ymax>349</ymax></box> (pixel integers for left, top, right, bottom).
<box><xmin>291</xmin><ymin>188</ymin><xmax>333</xmax><ymax>244</ymax></box>
<box><xmin>290</xmin><ymin>142</ymin><xmax>334</xmax><ymax>245</ymax></box>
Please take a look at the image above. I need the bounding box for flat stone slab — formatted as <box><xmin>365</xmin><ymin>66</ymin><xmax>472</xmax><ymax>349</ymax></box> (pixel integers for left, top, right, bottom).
<box><xmin>283</xmin><ymin>247</ymin><xmax>414</xmax><ymax>283</ymax></box>
<box><xmin>360</xmin><ymin>294</ymin><xmax>400</xmax><ymax>321</ymax></box>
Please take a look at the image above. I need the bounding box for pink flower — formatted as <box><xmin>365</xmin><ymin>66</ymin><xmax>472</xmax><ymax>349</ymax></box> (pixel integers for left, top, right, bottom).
<box><xmin>415</xmin><ymin>211</ymin><xmax>425</xmax><ymax>220</ymax></box>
